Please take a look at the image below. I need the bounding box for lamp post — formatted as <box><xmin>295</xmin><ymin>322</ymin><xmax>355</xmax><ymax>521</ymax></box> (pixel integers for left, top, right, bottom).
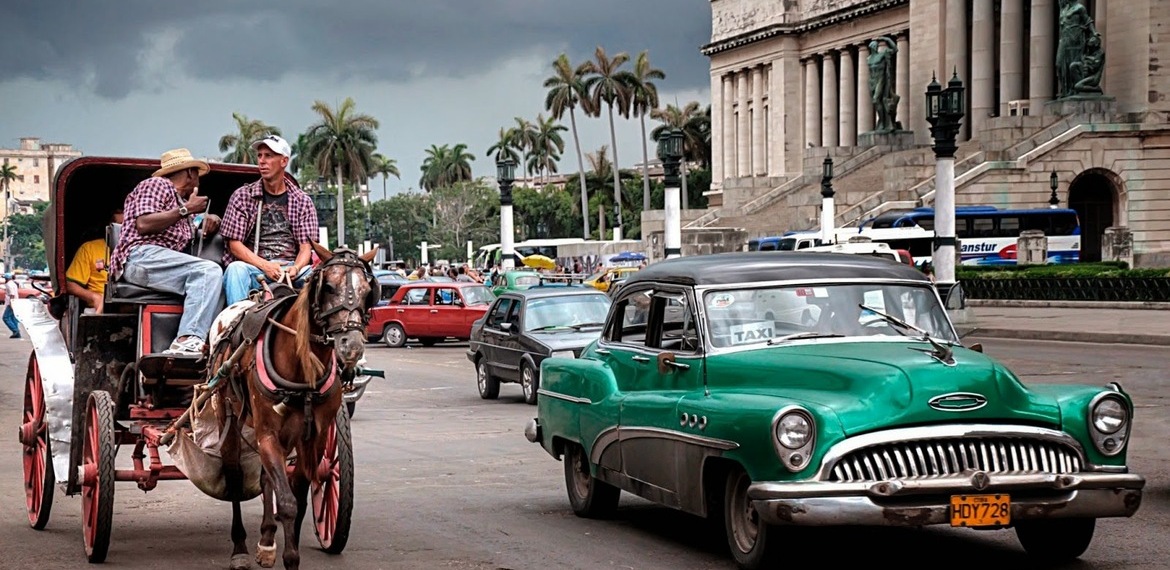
<box><xmin>311</xmin><ymin>176</ymin><xmax>337</xmax><ymax>249</ymax></box>
<box><xmin>335</xmin><ymin>174</ymin><xmax>346</xmax><ymax>248</ymax></box>
<box><xmin>1048</xmin><ymin>169</ymin><xmax>1061</xmax><ymax>209</ymax></box>
<box><xmin>658</xmin><ymin>127</ymin><xmax>685</xmax><ymax>259</ymax></box>
<box><xmin>497</xmin><ymin>158</ymin><xmax>516</xmax><ymax>270</ymax></box>
<box><xmin>925</xmin><ymin>70</ymin><xmax>965</xmax><ymax>295</ymax></box>
<box><xmin>820</xmin><ymin>157</ymin><xmax>836</xmax><ymax>246</ymax></box>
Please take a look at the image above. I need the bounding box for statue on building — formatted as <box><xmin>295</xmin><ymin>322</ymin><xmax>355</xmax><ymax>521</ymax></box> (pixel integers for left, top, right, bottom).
<box><xmin>1056</xmin><ymin>0</ymin><xmax>1104</xmax><ymax>98</ymax></box>
<box><xmin>866</xmin><ymin>36</ymin><xmax>901</xmax><ymax>132</ymax></box>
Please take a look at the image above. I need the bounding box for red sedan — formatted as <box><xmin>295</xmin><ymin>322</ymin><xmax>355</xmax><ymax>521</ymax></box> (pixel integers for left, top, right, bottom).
<box><xmin>368</xmin><ymin>281</ymin><xmax>494</xmax><ymax>347</ymax></box>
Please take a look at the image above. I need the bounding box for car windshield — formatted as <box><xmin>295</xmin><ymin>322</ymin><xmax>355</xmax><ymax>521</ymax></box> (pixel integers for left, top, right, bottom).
<box><xmin>525</xmin><ymin>294</ymin><xmax>611</xmax><ymax>331</ymax></box>
<box><xmin>461</xmin><ymin>286</ymin><xmax>494</xmax><ymax>306</ymax></box>
<box><xmin>704</xmin><ymin>283</ymin><xmax>956</xmax><ymax>348</ymax></box>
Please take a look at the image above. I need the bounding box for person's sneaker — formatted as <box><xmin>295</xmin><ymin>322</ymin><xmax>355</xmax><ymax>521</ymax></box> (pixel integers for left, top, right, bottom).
<box><xmin>163</xmin><ymin>336</ymin><xmax>205</xmax><ymax>357</ymax></box>
<box><xmin>10</xmin><ymin>333</ymin><xmax>21</xmax><ymax>339</ymax></box>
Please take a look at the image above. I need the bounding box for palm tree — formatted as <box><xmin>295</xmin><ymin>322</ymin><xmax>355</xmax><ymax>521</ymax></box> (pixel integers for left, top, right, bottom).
<box><xmin>583</xmin><ymin>46</ymin><xmax>634</xmax><ymax>239</ymax></box>
<box><xmin>370</xmin><ymin>153</ymin><xmax>401</xmax><ymax>201</ymax></box>
<box><xmin>511</xmin><ymin>117</ymin><xmax>538</xmax><ymax>177</ymax></box>
<box><xmin>304</xmin><ymin>97</ymin><xmax>380</xmax><ymax>246</ymax></box>
<box><xmin>531</xmin><ymin>113</ymin><xmax>567</xmax><ymax>185</ymax></box>
<box><xmin>486</xmin><ymin>127</ymin><xmax>522</xmax><ymax>165</ymax></box>
<box><xmin>627</xmin><ymin>51</ymin><xmax>665</xmax><ymax>211</ymax></box>
<box><xmin>0</xmin><ymin>164</ymin><xmax>19</xmax><ymax>271</ymax></box>
<box><xmin>544</xmin><ymin>53</ymin><xmax>595</xmax><ymax>238</ymax></box>
<box><xmin>651</xmin><ymin>102</ymin><xmax>709</xmax><ymax>210</ymax></box>
<box><xmin>218</xmin><ymin>112</ymin><xmax>281</xmax><ymax>164</ymax></box>
<box><xmin>289</xmin><ymin>133</ymin><xmax>311</xmax><ymax>176</ymax></box>
<box><xmin>419</xmin><ymin>143</ymin><xmax>475</xmax><ymax>192</ymax></box>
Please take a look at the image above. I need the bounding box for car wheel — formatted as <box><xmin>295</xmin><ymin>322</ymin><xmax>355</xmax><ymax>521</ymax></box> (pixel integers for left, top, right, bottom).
<box><xmin>419</xmin><ymin>337</ymin><xmax>438</xmax><ymax>347</ymax></box>
<box><xmin>1015</xmin><ymin>518</ymin><xmax>1096</xmax><ymax>562</ymax></box>
<box><xmin>476</xmin><ymin>358</ymin><xmax>500</xmax><ymax>400</ymax></box>
<box><xmin>382</xmin><ymin>323</ymin><xmax>406</xmax><ymax>348</ymax></box>
<box><xmin>520</xmin><ymin>361</ymin><xmax>539</xmax><ymax>405</ymax></box>
<box><xmin>724</xmin><ymin>468</ymin><xmax>780</xmax><ymax>570</ymax></box>
<box><xmin>345</xmin><ymin>401</ymin><xmax>356</xmax><ymax>418</ymax></box>
<box><xmin>563</xmin><ymin>443</ymin><xmax>619</xmax><ymax>518</ymax></box>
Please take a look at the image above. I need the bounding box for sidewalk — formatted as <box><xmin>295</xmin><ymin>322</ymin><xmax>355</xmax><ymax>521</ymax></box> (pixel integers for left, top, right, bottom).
<box><xmin>955</xmin><ymin>300</ymin><xmax>1170</xmax><ymax>346</ymax></box>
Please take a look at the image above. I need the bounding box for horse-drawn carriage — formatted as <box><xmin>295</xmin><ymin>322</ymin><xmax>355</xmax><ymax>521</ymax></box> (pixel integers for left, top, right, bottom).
<box><xmin>17</xmin><ymin>156</ymin><xmax>379</xmax><ymax>568</ymax></box>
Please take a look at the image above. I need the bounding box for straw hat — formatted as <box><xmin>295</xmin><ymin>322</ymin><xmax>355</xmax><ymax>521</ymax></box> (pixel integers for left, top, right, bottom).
<box><xmin>153</xmin><ymin>148</ymin><xmax>210</xmax><ymax>178</ymax></box>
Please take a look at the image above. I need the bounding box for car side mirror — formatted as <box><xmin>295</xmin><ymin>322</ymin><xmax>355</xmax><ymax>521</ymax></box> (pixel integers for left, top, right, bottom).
<box><xmin>454</xmin><ymin>297</ymin><xmax>464</xmax><ymax>307</ymax></box>
<box><xmin>967</xmin><ymin>342</ymin><xmax>983</xmax><ymax>353</ymax></box>
<box><xmin>499</xmin><ymin>322</ymin><xmax>513</xmax><ymax>333</ymax></box>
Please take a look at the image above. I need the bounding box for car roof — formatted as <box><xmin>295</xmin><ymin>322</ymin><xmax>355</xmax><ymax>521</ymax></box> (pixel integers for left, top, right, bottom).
<box><xmin>400</xmin><ymin>281</ymin><xmax>487</xmax><ymax>289</ymax></box>
<box><xmin>624</xmin><ymin>252</ymin><xmax>931</xmax><ymax>287</ymax></box>
<box><xmin>502</xmin><ymin>287</ymin><xmax>610</xmax><ymax>300</ymax></box>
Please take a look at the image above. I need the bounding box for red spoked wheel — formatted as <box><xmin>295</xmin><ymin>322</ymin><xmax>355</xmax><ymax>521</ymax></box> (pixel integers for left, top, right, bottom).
<box><xmin>21</xmin><ymin>353</ymin><xmax>54</xmax><ymax>529</ymax></box>
<box><xmin>81</xmin><ymin>390</ymin><xmax>115</xmax><ymax>563</ymax></box>
<box><xmin>311</xmin><ymin>407</ymin><xmax>353</xmax><ymax>554</ymax></box>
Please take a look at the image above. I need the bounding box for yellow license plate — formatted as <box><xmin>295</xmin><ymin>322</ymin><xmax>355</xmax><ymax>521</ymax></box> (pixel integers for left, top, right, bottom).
<box><xmin>949</xmin><ymin>494</ymin><xmax>1010</xmax><ymax>527</ymax></box>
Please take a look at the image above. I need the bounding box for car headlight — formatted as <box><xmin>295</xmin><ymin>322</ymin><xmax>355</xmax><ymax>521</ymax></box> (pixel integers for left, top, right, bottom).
<box><xmin>772</xmin><ymin>407</ymin><xmax>815</xmax><ymax>472</ymax></box>
<box><xmin>1088</xmin><ymin>392</ymin><xmax>1131</xmax><ymax>456</ymax></box>
<box><xmin>550</xmin><ymin>350</ymin><xmax>576</xmax><ymax>359</ymax></box>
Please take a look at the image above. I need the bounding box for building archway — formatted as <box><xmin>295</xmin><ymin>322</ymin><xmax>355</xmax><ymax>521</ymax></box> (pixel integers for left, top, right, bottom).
<box><xmin>1066</xmin><ymin>168</ymin><xmax>1121</xmax><ymax>262</ymax></box>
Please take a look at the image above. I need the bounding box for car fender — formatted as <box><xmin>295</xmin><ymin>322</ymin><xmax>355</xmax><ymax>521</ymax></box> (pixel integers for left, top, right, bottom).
<box><xmin>536</xmin><ymin>356</ymin><xmax>618</xmax><ymax>459</ymax></box>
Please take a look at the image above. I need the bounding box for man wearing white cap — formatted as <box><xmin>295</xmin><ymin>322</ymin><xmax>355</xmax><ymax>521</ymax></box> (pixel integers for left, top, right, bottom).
<box><xmin>220</xmin><ymin>134</ymin><xmax>319</xmax><ymax>305</ymax></box>
<box><xmin>108</xmin><ymin>148</ymin><xmax>224</xmax><ymax>356</ymax></box>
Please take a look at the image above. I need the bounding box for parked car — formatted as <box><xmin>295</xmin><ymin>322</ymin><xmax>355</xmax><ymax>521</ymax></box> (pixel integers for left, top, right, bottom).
<box><xmin>526</xmin><ymin>252</ymin><xmax>1143</xmax><ymax>569</ymax></box>
<box><xmin>490</xmin><ymin>269</ymin><xmax>541</xmax><ymax>296</ymax></box>
<box><xmin>584</xmin><ymin>266</ymin><xmax>639</xmax><ymax>293</ymax></box>
<box><xmin>373</xmin><ymin>271</ymin><xmax>408</xmax><ymax>307</ymax></box>
<box><xmin>467</xmin><ymin>287</ymin><xmax>610</xmax><ymax>404</ymax></box>
<box><xmin>368</xmin><ymin>281</ymin><xmax>494</xmax><ymax>347</ymax></box>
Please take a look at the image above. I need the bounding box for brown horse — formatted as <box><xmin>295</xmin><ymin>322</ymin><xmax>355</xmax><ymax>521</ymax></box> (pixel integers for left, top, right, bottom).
<box><xmin>209</xmin><ymin>243</ymin><xmax>377</xmax><ymax>570</ymax></box>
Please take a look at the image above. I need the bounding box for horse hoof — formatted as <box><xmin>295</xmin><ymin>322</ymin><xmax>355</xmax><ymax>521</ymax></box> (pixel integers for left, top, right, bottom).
<box><xmin>230</xmin><ymin>553</ymin><xmax>252</xmax><ymax>570</ymax></box>
<box><xmin>255</xmin><ymin>543</ymin><xmax>277</xmax><ymax>568</ymax></box>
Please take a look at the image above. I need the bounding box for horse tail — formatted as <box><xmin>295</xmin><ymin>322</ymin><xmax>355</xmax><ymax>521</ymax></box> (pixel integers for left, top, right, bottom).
<box><xmin>292</xmin><ymin>290</ymin><xmax>325</xmax><ymax>387</ymax></box>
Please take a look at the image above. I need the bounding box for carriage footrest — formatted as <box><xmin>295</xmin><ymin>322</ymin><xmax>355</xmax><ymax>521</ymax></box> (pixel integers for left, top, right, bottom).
<box><xmin>137</xmin><ymin>352</ymin><xmax>207</xmax><ymax>382</ymax></box>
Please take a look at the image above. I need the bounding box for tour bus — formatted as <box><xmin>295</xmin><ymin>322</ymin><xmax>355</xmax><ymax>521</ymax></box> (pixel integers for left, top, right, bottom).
<box><xmin>472</xmin><ymin>238</ymin><xmax>588</xmax><ymax>269</ymax></box>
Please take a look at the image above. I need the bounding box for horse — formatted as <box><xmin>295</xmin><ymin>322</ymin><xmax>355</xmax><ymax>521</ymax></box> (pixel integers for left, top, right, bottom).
<box><xmin>205</xmin><ymin>243</ymin><xmax>378</xmax><ymax>570</ymax></box>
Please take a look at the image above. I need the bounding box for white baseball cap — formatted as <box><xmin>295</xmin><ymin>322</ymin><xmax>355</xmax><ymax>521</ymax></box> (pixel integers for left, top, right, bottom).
<box><xmin>252</xmin><ymin>134</ymin><xmax>291</xmax><ymax>158</ymax></box>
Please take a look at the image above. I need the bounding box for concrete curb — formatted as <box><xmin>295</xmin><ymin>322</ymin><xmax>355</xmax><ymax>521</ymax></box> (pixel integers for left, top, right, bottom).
<box><xmin>966</xmin><ymin>299</ymin><xmax>1170</xmax><ymax>310</ymax></box>
<box><xmin>956</xmin><ymin>326</ymin><xmax>1170</xmax><ymax>346</ymax></box>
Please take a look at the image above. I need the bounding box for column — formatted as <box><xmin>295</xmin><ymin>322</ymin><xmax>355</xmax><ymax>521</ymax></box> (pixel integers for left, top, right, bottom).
<box><xmin>999</xmin><ymin>0</ymin><xmax>1025</xmax><ymax>115</ymax></box>
<box><xmin>839</xmin><ymin>48</ymin><xmax>856</xmax><ymax>146</ymax></box>
<box><xmin>722</xmin><ymin>74</ymin><xmax>735</xmax><ymax>179</ymax></box>
<box><xmin>945</xmin><ymin>0</ymin><xmax>969</xmax><ymax>140</ymax></box>
<box><xmin>857</xmin><ymin>42</ymin><xmax>873</xmax><ymax>136</ymax></box>
<box><xmin>804</xmin><ymin>58</ymin><xmax>821</xmax><ymax>148</ymax></box>
<box><xmin>737</xmin><ymin>70</ymin><xmax>750</xmax><ymax>177</ymax></box>
<box><xmin>821</xmin><ymin>52</ymin><xmax>839</xmax><ymax>147</ymax></box>
<box><xmin>751</xmin><ymin>66</ymin><xmax>765</xmax><ymax>175</ymax></box>
<box><xmin>971</xmin><ymin>0</ymin><xmax>995</xmax><ymax>133</ymax></box>
<box><xmin>710</xmin><ymin>73</ymin><xmax>723</xmax><ymax>188</ymax></box>
<box><xmin>1030</xmin><ymin>0</ymin><xmax>1056</xmax><ymax>109</ymax></box>
<box><xmin>896</xmin><ymin>34</ymin><xmax>910</xmax><ymax>132</ymax></box>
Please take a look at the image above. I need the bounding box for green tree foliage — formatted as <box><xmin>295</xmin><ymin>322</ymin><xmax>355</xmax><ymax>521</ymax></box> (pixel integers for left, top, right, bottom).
<box><xmin>369</xmin><ymin>153</ymin><xmax>401</xmax><ymax>201</ymax></box>
<box><xmin>218</xmin><ymin>112</ymin><xmax>281</xmax><ymax>164</ymax></box>
<box><xmin>428</xmin><ymin>181</ymin><xmax>500</xmax><ymax>262</ymax></box>
<box><xmin>544</xmin><ymin>53</ymin><xmax>594</xmax><ymax>238</ymax></box>
<box><xmin>513</xmin><ymin>186</ymin><xmax>577</xmax><ymax>240</ymax></box>
<box><xmin>583</xmin><ymin>46</ymin><xmax>634</xmax><ymax>235</ymax></box>
<box><xmin>305</xmin><ymin>97</ymin><xmax>380</xmax><ymax>191</ymax></box>
<box><xmin>628</xmin><ymin>50</ymin><xmax>665</xmax><ymax>211</ymax></box>
<box><xmin>369</xmin><ymin>193</ymin><xmax>433</xmax><ymax>265</ymax></box>
<box><xmin>8</xmin><ymin>202</ymin><xmax>48</xmax><ymax>270</ymax></box>
<box><xmin>419</xmin><ymin>143</ymin><xmax>476</xmax><ymax>192</ymax></box>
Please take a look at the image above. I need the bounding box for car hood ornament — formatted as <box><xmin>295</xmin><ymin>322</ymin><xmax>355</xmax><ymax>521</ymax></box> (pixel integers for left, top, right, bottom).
<box><xmin>928</xmin><ymin>392</ymin><xmax>988</xmax><ymax>412</ymax></box>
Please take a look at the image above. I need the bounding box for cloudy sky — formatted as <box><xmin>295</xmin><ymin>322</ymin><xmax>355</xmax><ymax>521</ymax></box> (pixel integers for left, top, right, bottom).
<box><xmin>1</xmin><ymin>1</ymin><xmax>713</xmax><ymax>197</ymax></box>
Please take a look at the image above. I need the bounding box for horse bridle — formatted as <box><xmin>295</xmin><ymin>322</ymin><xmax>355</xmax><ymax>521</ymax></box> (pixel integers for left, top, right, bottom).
<box><xmin>307</xmin><ymin>249</ymin><xmax>378</xmax><ymax>341</ymax></box>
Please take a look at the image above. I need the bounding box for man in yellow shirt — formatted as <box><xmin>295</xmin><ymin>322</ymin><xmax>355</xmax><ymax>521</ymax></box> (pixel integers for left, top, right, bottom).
<box><xmin>65</xmin><ymin>207</ymin><xmax>123</xmax><ymax>313</ymax></box>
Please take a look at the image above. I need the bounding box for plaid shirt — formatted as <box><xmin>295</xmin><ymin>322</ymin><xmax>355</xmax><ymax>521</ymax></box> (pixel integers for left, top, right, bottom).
<box><xmin>108</xmin><ymin>177</ymin><xmax>195</xmax><ymax>278</ymax></box>
<box><xmin>220</xmin><ymin>178</ymin><xmax>318</xmax><ymax>265</ymax></box>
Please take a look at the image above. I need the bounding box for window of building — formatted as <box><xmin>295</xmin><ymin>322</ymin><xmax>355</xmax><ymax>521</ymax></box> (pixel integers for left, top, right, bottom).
<box><xmin>33</xmin><ymin>175</ymin><xmax>40</xmax><ymax>184</ymax></box>
<box><xmin>33</xmin><ymin>158</ymin><xmax>38</xmax><ymax>167</ymax></box>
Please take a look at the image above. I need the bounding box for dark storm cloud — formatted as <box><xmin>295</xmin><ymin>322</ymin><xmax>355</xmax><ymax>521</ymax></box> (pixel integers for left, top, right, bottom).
<box><xmin>2</xmin><ymin>1</ymin><xmax>711</xmax><ymax>98</ymax></box>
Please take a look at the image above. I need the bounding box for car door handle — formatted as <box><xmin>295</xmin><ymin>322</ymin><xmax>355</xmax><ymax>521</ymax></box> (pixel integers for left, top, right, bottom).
<box><xmin>430</xmin><ymin>309</ymin><xmax>439</xmax><ymax>313</ymax></box>
<box><xmin>663</xmin><ymin>360</ymin><xmax>691</xmax><ymax>371</ymax></box>
<box><xmin>396</xmin><ymin>309</ymin><xmax>404</xmax><ymax>313</ymax></box>
<box><xmin>594</xmin><ymin>347</ymin><xmax>610</xmax><ymax>355</ymax></box>
<box><xmin>631</xmin><ymin>355</ymin><xmax>651</xmax><ymax>363</ymax></box>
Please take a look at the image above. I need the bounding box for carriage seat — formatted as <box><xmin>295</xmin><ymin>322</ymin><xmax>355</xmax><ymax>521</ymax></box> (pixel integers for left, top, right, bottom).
<box><xmin>104</xmin><ymin>222</ymin><xmax>226</xmax><ymax>305</ymax></box>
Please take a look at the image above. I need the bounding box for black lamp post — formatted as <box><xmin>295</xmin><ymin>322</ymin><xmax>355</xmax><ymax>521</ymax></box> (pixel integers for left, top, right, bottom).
<box><xmin>924</xmin><ymin>70</ymin><xmax>965</xmax><ymax>297</ymax></box>
<box><xmin>311</xmin><ymin>175</ymin><xmax>337</xmax><ymax>246</ymax></box>
<box><xmin>1048</xmin><ymin>169</ymin><xmax>1061</xmax><ymax>209</ymax></box>
<box><xmin>820</xmin><ymin>157</ymin><xmax>835</xmax><ymax>246</ymax></box>
<box><xmin>497</xmin><ymin>158</ymin><xmax>516</xmax><ymax>269</ymax></box>
<box><xmin>657</xmin><ymin>127</ymin><xmax>686</xmax><ymax>259</ymax></box>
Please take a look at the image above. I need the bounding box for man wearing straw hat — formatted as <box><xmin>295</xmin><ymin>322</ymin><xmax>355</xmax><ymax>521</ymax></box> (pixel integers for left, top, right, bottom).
<box><xmin>108</xmin><ymin>148</ymin><xmax>224</xmax><ymax>356</ymax></box>
<box><xmin>219</xmin><ymin>134</ymin><xmax>318</xmax><ymax>305</ymax></box>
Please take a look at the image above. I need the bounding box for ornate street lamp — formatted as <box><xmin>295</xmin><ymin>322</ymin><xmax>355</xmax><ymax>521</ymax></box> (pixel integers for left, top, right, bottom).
<box><xmin>819</xmin><ymin>155</ymin><xmax>837</xmax><ymax>245</ymax></box>
<box><xmin>657</xmin><ymin>127</ymin><xmax>685</xmax><ymax>259</ymax></box>
<box><xmin>1048</xmin><ymin>169</ymin><xmax>1061</xmax><ymax>209</ymax></box>
<box><xmin>925</xmin><ymin>70</ymin><xmax>965</xmax><ymax>304</ymax></box>
<box><xmin>497</xmin><ymin>158</ymin><xmax>516</xmax><ymax>269</ymax></box>
<box><xmin>311</xmin><ymin>176</ymin><xmax>337</xmax><ymax>248</ymax></box>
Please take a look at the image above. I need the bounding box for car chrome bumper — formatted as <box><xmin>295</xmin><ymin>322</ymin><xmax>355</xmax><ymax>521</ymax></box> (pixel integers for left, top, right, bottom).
<box><xmin>343</xmin><ymin>374</ymin><xmax>373</xmax><ymax>404</ymax></box>
<box><xmin>749</xmin><ymin>471</ymin><xmax>1144</xmax><ymax>527</ymax></box>
<box><xmin>466</xmin><ymin>349</ymin><xmax>476</xmax><ymax>363</ymax></box>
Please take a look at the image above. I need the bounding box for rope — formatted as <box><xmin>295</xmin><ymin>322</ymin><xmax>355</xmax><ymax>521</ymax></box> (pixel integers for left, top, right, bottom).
<box><xmin>159</xmin><ymin>339</ymin><xmax>253</xmax><ymax>446</ymax></box>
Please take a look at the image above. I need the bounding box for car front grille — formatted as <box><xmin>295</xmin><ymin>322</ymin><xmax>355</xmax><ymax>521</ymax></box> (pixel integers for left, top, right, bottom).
<box><xmin>827</xmin><ymin>437</ymin><xmax>1083</xmax><ymax>483</ymax></box>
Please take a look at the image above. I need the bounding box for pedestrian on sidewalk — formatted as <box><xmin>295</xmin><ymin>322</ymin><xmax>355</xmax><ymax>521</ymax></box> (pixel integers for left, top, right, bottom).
<box><xmin>3</xmin><ymin>278</ymin><xmax>21</xmax><ymax>338</ymax></box>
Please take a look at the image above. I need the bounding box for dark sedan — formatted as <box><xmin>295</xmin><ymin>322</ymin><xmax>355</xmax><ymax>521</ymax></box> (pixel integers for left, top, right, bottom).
<box><xmin>468</xmin><ymin>287</ymin><xmax>610</xmax><ymax>404</ymax></box>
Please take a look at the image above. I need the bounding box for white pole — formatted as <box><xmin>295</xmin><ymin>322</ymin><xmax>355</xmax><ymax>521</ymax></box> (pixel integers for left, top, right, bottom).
<box><xmin>466</xmin><ymin>240</ymin><xmax>473</xmax><ymax>264</ymax></box>
<box><xmin>501</xmin><ymin>204</ymin><xmax>515</xmax><ymax>269</ymax></box>
<box><xmin>934</xmin><ymin>156</ymin><xmax>957</xmax><ymax>284</ymax></box>
<box><xmin>665</xmin><ymin>184</ymin><xmax>681</xmax><ymax>259</ymax></box>
<box><xmin>318</xmin><ymin>227</ymin><xmax>329</xmax><ymax>250</ymax></box>
<box><xmin>820</xmin><ymin>196</ymin><xmax>836</xmax><ymax>246</ymax></box>
<box><xmin>421</xmin><ymin>240</ymin><xmax>429</xmax><ymax>266</ymax></box>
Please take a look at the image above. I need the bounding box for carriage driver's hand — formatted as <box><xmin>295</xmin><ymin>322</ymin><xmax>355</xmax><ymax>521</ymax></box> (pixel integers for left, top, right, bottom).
<box><xmin>184</xmin><ymin>186</ymin><xmax>209</xmax><ymax>215</ymax></box>
<box><xmin>258</xmin><ymin>260</ymin><xmax>284</xmax><ymax>282</ymax></box>
<box><xmin>201</xmin><ymin>214</ymin><xmax>221</xmax><ymax>237</ymax></box>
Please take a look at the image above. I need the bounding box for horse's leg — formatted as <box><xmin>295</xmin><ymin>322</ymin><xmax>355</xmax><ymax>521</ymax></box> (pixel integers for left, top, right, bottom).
<box><xmin>256</xmin><ymin>434</ymin><xmax>297</xmax><ymax>569</ymax></box>
<box><xmin>283</xmin><ymin>473</ymin><xmax>311</xmax><ymax>570</ymax></box>
<box><xmin>230</xmin><ymin>499</ymin><xmax>251</xmax><ymax>570</ymax></box>
<box><xmin>255</xmin><ymin>472</ymin><xmax>278</xmax><ymax>568</ymax></box>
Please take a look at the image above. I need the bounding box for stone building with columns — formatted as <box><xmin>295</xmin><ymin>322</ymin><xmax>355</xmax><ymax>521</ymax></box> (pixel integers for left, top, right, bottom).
<box><xmin>686</xmin><ymin>0</ymin><xmax>1170</xmax><ymax>266</ymax></box>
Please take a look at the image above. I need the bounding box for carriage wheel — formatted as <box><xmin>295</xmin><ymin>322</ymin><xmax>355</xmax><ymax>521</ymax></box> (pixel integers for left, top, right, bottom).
<box><xmin>81</xmin><ymin>390</ymin><xmax>115</xmax><ymax>563</ymax></box>
<box><xmin>311</xmin><ymin>407</ymin><xmax>354</xmax><ymax>554</ymax></box>
<box><xmin>22</xmin><ymin>353</ymin><xmax>54</xmax><ymax>529</ymax></box>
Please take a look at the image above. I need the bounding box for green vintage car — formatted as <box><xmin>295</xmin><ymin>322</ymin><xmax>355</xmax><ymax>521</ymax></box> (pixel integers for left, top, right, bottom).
<box><xmin>525</xmin><ymin>252</ymin><xmax>1143</xmax><ymax>569</ymax></box>
<box><xmin>490</xmin><ymin>269</ymin><xmax>542</xmax><ymax>296</ymax></box>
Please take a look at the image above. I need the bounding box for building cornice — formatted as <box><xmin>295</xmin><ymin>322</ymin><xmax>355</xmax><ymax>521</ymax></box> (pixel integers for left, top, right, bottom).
<box><xmin>701</xmin><ymin>0</ymin><xmax>908</xmax><ymax>56</ymax></box>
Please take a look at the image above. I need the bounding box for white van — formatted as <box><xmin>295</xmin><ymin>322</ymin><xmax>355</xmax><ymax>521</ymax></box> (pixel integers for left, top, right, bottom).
<box><xmin>802</xmin><ymin>241</ymin><xmax>912</xmax><ymax>265</ymax></box>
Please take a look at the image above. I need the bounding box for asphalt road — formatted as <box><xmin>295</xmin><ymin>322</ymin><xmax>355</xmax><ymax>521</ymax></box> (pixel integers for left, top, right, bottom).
<box><xmin>1</xmin><ymin>335</ymin><xmax>1167</xmax><ymax>569</ymax></box>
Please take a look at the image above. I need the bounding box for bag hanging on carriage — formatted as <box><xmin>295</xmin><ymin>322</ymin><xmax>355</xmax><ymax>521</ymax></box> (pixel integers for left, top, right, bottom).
<box><xmin>167</xmin><ymin>383</ymin><xmax>263</xmax><ymax>501</ymax></box>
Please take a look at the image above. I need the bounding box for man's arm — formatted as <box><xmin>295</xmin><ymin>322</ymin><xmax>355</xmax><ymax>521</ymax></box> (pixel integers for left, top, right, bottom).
<box><xmin>292</xmin><ymin>242</ymin><xmax>313</xmax><ymax>275</ymax></box>
<box><xmin>65</xmin><ymin>281</ymin><xmax>102</xmax><ymax>311</ymax></box>
<box><xmin>135</xmin><ymin>186</ymin><xmax>206</xmax><ymax>235</ymax></box>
